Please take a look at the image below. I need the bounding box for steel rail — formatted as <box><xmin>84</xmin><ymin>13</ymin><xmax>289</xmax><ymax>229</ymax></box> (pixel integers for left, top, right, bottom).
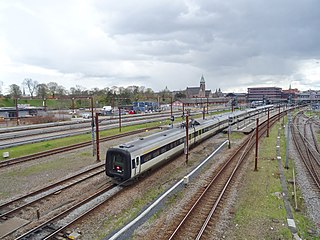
<box><xmin>15</xmin><ymin>183</ymin><xmax>116</xmax><ymax>240</ymax></box>
<box><xmin>0</xmin><ymin>127</ymin><xmax>159</xmax><ymax>169</ymax></box>
<box><xmin>0</xmin><ymin>166</ymin><xmax>104</xmax><ymax>219</ymax></box>
<box><xmin>168</xmin><ymin>114</ymin><xmax>279</xmax><ymax>239</ymax></box>
<box><xmin>291</xmin><ymin>114</ymin><xmax>320</xmax><ymax>190</ymax></box>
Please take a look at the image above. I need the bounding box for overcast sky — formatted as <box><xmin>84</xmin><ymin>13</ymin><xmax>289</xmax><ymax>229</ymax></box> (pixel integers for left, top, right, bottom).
<box><xmin>0</xmin><ymin>0</ymin><xmax>319</xmax><ymax>95</ymax></box>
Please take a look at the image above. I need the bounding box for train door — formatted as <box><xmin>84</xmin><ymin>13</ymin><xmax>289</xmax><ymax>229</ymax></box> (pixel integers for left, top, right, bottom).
<box><xmin>135</xmin><ymin>156</ymin><xmax>141</xmax><ymax>175</ymax></box>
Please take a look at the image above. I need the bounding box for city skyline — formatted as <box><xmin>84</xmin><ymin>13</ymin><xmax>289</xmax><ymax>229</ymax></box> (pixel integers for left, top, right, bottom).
<box><xmin>1</xmin><ymin>1</ymin><xmax>320</xmax><ymax>95</ymax></box>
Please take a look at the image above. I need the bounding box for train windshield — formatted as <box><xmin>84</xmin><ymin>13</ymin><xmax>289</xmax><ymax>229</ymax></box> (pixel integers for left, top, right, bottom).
<box><xmin>106</xmin><ymin>148</ymin><xmax>131</xmax><ymax>180</ymax></box>
<box><xmin>110</xmin><ymin>152</ymin><xmax>125</xmax><ymax>173</ymax></box>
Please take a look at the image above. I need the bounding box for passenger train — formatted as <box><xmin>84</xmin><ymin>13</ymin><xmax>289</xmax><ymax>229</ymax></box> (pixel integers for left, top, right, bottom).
<box><xmin>105</xmin><ymin>105</ymin><xmax>273</xmax><ymax>183</ymax></box>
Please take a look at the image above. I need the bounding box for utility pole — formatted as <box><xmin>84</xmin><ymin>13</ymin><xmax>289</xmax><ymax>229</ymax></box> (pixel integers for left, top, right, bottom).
<box><xmin>254</xmin><ymin>118</ymin><xmax>259</xmax><ymax>171</ymax></box>
<box><xmin>95</xmin><ymin>112</ymin><xmax>100</xmax><ymax>162</ymax></box>
<box><xmin>170</xmin><ymin>96</ymin><xmax>173</xmax><ymax>118</ymax></box>
<box><xmin>90</xmin><ymin>96</ymin><xmax>95</xmax><ymax>156</ymax></box>
<box><xmin>15</xmin><ymin>98</ymin><xmax>19</xmax><ymax>126</ymax></box>
<box><xmin>267</xmin><ymin>108</ymin><xmax>270</xmax><ymax>137</ymax></box>
<box><xmin>119</xmin><ymin>106</ymin><xmax>122</xmax><ymax>132</ymax></box>
<box><xmin>185</xmin><ymin>113</ymin><xmax>189</xmax><ymax>164</ymax></box>
<box><xmin>285</xmin><ymin>95</ymin><xmax>291</xmax><ymax>169</ymax></box>
<box><xmin>228</xmin><ymin>116</ymin><xmax>232</xmax><ymax>149</ymax></box>
<box><xmin>203</xmin><ymin>106</ymin><xmax>205</xmax><ymax>120</ymax></box>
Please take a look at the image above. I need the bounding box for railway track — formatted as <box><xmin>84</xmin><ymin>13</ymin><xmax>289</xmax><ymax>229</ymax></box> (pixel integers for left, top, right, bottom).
<box><xmin>14</xmin><ymin>183</ymin><xmax>119</xmax><ymax>240</ymax></box>
<box><xmin>0</xmin><ymin>112</ymin><xmax>179</xmax><ymax>149</ymax></box>
<box><xmin>166</xmin><ymin>113</ymin><xmax>279</xmax><ymax>239</ymax></box>
<box><xmin>0</xmin><ymin>164</ymin><xmax>108</xmax><ymax>238</ymax></box>
<box><xmin>0</xmin><ymin>127</ymin><xmax>159</xmax><ymax>169</ymax></box>
<box><xmin>291</xmin><ymin>112</ymin><xmax>320</xmax><ymax>191</ymax></box>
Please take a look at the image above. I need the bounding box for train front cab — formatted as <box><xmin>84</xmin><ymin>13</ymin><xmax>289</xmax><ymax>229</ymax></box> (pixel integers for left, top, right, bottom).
<box><xmin>106</xmin><ymin>148</ymin><xmax>131</xmax><ymax>181</ymax></box>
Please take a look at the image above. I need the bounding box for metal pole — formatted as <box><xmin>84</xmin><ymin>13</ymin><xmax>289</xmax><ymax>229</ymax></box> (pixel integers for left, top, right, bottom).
<box><xmin>285</xmin><ymin>107</ymin><xmax>290</xmax><ymax>169</ymax></box>
<box><xmin>95</xmin><ymin>112</ymin><xmax>100</xmax><ymax>162</ymax></box>
<box><xmin>228</xmin><ymin>119</ymin><xmax>231</xmax><ymax>149</ymax></box>
<box><xmin>15</xmin><ymin>98</ymin><xmax>19</xmax><ymax>126</ymax></box>
<box><xmin>207</xmin><ymin>97</ymin><xmax>209</xmax><ymax>114</ymax></box>
<box><xmin>254</xmin><ymin>118</ymin><xmax>259</xmax><ymax>171</ymax></box>
<box><xmin>170</xmin><ymin>96</ymin><xmax>173</xmax><ymax>118</ymax></box>
<box><xmin>203</xmin><ymin>106</ymin><xmax>205</xmax><ymax>120</ymax></box>
<box><xmin>72</xmin><ymin>97</ymin><xmax>75</xmax><ymax>114</ymax></box>
<box><xmin>185</xmin><ymin>113</ymin><xmax>189</xmax><ymax>164</ymax></box>
<box><xmin>90</xmin><ymin>97</ymin><xmax>95</xmax><ymax>156</ymax></box>
<box><xmin>182</xmin><ymin>103</ymin><xmax>185</xmax><ymax>117</ymax></box>
<box><xmin>119</xmin><ymin>106</ymin><xmax>122</xmax><ymax>132</ymax></box>
<box><xmin>267</xmin><ymin>109</ymin><xmax>270</xmax><ymax>137</ymax></box>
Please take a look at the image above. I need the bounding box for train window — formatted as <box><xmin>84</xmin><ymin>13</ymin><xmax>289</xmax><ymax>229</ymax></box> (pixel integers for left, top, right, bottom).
<box><xmin>132</xmin><ymin>159</ymin><xmax>135</xmax><ymax>169</ymax></box>
<box><xmin>136</xmin><ymin>157</ymin><xmax>139</xmax><ymax>166</ymax></box>
<box><xmin>111</xmin><ymin>153</ymin><xmax>124</xmax><ymax>173</ymax></box>
<box><xmin>153</xmin><ymin>149</ymin><xmax>160</xmax><ymax>158</ymax></box>
<box><xmin>160</xmin><ymin>146</ymin><xmax>166</xmax><ymax>154</ymax></box>
<box><xmin>142</xmin><ymin>154</ymin><xmax>151</xmax><ymax>163</ymax></box>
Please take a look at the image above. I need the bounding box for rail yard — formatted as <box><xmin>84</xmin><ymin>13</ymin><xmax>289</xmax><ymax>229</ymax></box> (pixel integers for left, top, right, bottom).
<box><xmin>0</xmin><ymin>106</ymin><xmax>319</xmax><ymax>240</ymax></box>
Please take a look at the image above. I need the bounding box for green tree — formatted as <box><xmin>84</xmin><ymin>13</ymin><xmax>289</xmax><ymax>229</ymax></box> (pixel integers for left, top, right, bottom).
<box><xmin>9</xmin><ymin>84</ymin><xmax>22</xmax><ymax>98</ymax></box>
<box><xmin>47</xmin><ymin>82</ymin><xmax>58</xmax><ymax>98</ymax></box>
<box><xmin>36</xmin><ymin>83</ymin><xmax>48</xmax><ymax>99</ymax></box>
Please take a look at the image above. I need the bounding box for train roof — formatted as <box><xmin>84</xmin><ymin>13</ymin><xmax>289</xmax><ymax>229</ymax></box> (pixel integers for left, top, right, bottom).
<box><xmin>118</xmin><ymin>126</ymin><xmax>186</xmax><ymax>152</ymax></box>
<box><xmin>115</xmin><ymin>116</ymin><xmax>222</xmax><ymax>152</ymax></box>
<box><xmin>112</xmin><ymin>105</ymin><xmax>273</xmax><ymax>152</ymax></box>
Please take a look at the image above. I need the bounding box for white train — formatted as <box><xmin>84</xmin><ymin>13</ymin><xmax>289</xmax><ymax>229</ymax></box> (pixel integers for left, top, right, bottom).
<box><xmin>105</xmin><ymin>105</ymin><xmax>273</xmax><ymax>183</ymax></box>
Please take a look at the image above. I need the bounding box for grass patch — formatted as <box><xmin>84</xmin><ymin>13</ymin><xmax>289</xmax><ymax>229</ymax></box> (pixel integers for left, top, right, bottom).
<box><xmin>230</xmin><ymin>122</ymin><xmax>291</xmax><ymax>239</ymax></box>
<box><xmin>98</xmin><ymin>185</ymin><xmax>164</xmax><ymax>239</ymax></box>
<box><xmin>2</xmin><ymin>157</ymin><xmax>70</xmax><ymax>178</ymax></box>
<box><xmin>229</xmin><ymin>119</ymin><xmax>318</xmax><ymax>239</ymax></box>
<box><xmin>0</xmin><ymin>119</ymin><xmax>173</xmax><ymax>161</ymax></box>
<box><xmin>0</xmin><ymin>110</ymin><xmax>228</xmax><ymax>161</ymax></box>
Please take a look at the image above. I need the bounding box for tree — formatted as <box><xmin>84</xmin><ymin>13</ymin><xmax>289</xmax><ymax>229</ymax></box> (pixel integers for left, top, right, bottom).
<box><xmin>56</xmin><ymin>85</ymin><xmax>67</xmax><ymax>97</ymax></box>
<box><xmin>47</xmin><ymin>82</ymin><xmax>58</xmax><ymax>98</ymax></box>
<box><xmin>69</xmin><ymin>85</ymin><xmax>86</xmax><ymax>96</ymax></box>
<box><xmin>36</xmin><ymin>83</ymin><xmax>48</xmax><ymax>99</ymax></box>
<box><xmin>23</xmin><ymin>78</ymin><xmax>38</xmax><ymax>99</ymax></box>
<box><xmin>0</xmin><ymin>80</ymin><xmax>3</xmax><ymax>95</ymax></box>
<box><xmin>9</xmin><ymin>84</ymin><xmax>22</xmax><ymax>98</ymax></box>
<box><xmin>174</xmin><ymin>91</ymin><xmax>186</xmax><ymax>100</ymax></box>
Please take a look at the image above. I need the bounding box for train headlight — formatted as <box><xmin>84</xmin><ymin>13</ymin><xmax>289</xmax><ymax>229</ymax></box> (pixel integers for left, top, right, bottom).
<box><xmin>116</xmin><ymin>166</ymin><xmax>122</xmax><ymax>172</ymax></box>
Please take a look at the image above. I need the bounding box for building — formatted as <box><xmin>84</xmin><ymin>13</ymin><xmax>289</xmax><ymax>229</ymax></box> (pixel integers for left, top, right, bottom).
<box><xmin>172</xmin><ymin>97</ymin><xmax>229</xmax><ymax>108</ymax></box>
<box><xmin>282</xmin><ymin>86</ymin><xmax>300</xmax><ymax>102</ymax></box>
<box><xmin>298</xmin><ymin>90</ymin><xmax>320</xmax><ymax>103</ymax></box>
<box><xmin>0</xmin><ymin>106</ymin><xmax>46</xmax><ymax>119</ymax></box>
<box><xmin>225</xmin><ymin>93</ymin><xmax>247</xmax><ymax>106</ymax></box>
<box><xmin>186</xmin><ymin>75</ymin><xmax>212</xmax><ymax>98</ymax></box>
<box><xmin>247</xmin><ymin>87</ymin><xmax>282</xmax><ymax>103</ymax></box>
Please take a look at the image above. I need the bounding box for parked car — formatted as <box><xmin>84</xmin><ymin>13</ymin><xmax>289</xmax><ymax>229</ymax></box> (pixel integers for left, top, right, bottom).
<box><xmin>82</xmin><ymin>113</ymin><xmax>91</xmax><ymax>119</ymax></box>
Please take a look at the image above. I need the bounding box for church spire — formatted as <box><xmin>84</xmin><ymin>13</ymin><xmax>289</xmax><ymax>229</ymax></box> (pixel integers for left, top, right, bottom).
<box><xmin>200</xmin><ymin>74</ymin><xmax>205</xmax><ymax>83</ymax></box>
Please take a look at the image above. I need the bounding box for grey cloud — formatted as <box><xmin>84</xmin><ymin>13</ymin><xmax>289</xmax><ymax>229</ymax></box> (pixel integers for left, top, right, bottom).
<box><xmin>1</xmin><ymin>0</ymin><xmax>320</xmax><ymax>93</ymax></box>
